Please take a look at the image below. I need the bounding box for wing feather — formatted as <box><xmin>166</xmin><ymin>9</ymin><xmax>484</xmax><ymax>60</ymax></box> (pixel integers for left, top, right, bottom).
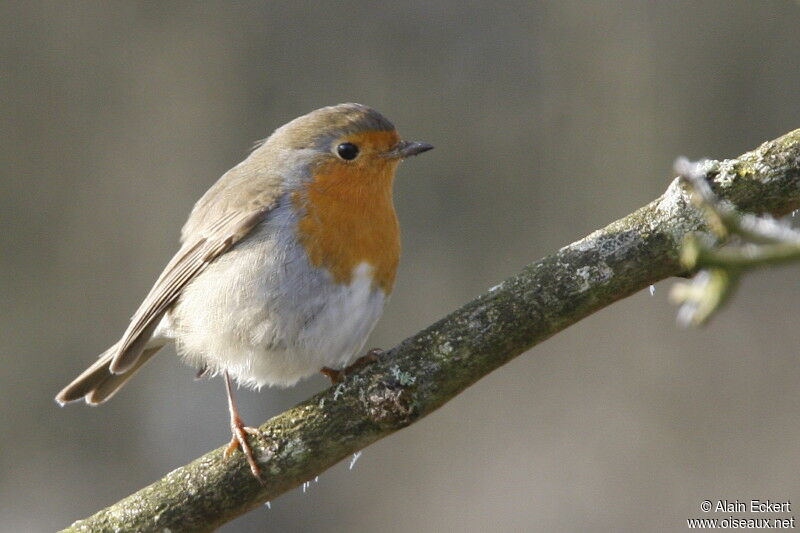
<box><xmin>108</xmin><ymin>207</ymin><xmax>269</xmax><ymax>374</ymax></box>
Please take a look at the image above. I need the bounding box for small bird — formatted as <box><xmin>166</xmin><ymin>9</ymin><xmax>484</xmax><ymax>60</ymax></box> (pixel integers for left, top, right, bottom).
<box><xmin>56</xmin><ymin>103</ymin><xmax>432</xmax><ymax>478</ymax></box>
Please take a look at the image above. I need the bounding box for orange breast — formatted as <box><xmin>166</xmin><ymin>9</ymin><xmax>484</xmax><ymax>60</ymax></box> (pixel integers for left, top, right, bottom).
<box><xmin>293</xmin><ymin>145</ymin><xmax>401</xmax><ymax>293</ymax></box>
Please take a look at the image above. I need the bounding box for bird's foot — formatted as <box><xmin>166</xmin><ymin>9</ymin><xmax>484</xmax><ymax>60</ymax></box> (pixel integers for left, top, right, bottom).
<box><xmin>320</xmin><ymin>348</ymin><xmax>383</xmax><ymax>384</ymax></box>
<box><xmin>224</xmin><ymin>414</ymin><xmax>263</xmax><ymax>480</ymax></box>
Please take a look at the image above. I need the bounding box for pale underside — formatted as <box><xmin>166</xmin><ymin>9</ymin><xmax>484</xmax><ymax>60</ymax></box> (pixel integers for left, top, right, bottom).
<box><xmin>155</xmin><ymin>196</ymin><xmax>386</xmax><ymax>389</ymax></box>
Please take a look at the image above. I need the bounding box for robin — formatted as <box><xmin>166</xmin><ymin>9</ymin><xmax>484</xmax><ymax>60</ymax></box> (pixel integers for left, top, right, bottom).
<box><xmin>55</xmin><ymin>103</ymin><xmax>433</xmax><ymax>478</ymax></box>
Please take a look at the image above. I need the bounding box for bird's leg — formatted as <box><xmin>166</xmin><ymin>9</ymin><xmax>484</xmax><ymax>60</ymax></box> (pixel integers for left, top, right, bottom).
<box><xmin>320</xmin><ymin>348</ymin><xmax>383</xmax><ymax>384</ymax></box>
<box><xmin>223</xmin><ymin>371</ymin><xmax>262</xmax><ymax>480</ymax></box>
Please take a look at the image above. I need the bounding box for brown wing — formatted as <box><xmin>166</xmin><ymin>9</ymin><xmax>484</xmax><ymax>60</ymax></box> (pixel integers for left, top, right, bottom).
<box><xmin>108</xmin><ymin>208</ymin><xmax>268</xmax><ymax>374</ymax></box>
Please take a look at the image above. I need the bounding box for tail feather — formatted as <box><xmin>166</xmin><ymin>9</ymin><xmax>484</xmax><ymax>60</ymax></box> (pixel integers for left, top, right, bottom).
<box><xmin>56</xmin><ymin>344</ymin><xmax>164</xmax><ymax>406</ymax></box>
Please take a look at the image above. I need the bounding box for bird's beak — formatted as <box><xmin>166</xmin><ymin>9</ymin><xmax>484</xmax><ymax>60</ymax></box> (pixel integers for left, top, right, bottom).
<box><xmin>385</xmin><ymin>140</ymin><xmax>434</xmax><ymax>159</ymax></box>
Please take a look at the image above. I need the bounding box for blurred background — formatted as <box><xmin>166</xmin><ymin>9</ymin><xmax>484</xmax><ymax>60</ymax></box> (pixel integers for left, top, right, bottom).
<box><xmin>2</xmin><ymin>1</ymin><xmax>799</xmax><ymax>531</ymax></box>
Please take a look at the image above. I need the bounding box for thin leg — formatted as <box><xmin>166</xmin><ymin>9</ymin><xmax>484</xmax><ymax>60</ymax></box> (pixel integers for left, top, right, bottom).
<box><xmin>223</xmin><ymin>371</ymin><xmax>262</xmax><ymax>480</ymax></box>
<box><xmin>321</xmin><ymin>348</ymin><xmax>383</xmax><ymax>385</ymax></box>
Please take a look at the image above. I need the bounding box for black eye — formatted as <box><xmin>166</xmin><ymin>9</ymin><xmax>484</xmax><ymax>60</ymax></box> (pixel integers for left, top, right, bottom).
<box><xmin>336</xmin><ymin>142</ymin><xmax>359</xmax><ymax>160</ymax></box>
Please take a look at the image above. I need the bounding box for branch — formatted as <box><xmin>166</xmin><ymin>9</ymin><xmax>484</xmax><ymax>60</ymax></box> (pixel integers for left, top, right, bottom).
<box><xmin>671</xmin><ymin>155</ymin><xmax>800</xmax><ymax>325</ymax></box>
<box><xmin>62</xmin><ymin>129</ymin><xmax>800</xmax><ymax>532</ymax></box>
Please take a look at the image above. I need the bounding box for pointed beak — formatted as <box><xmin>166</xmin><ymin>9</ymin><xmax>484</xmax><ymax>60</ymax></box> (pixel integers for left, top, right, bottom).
<box><xmin>386</xmin><ymin>140</ymin><xmax>434</xmax><ymax>159</ymax></box>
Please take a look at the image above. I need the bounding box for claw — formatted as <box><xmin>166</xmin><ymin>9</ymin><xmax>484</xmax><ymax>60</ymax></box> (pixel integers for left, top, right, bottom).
<box><xmin>321</xmin><ymin>348</ymin><xmax>383</xmax><ymax>384</ymax></box>
<box><xmin>320</xmin><ymin>366</ymin><xmax>344</xmax><ymax>384</ymax></box>
<box><xmin>225</xmin><ymin>418</ymin><xmax>262</xmax><ymax>479</ymax></box>
<box><xmin>223</xmin><ymin>371</ymin><xmax>264</xmax><ymax>481</ymax></box>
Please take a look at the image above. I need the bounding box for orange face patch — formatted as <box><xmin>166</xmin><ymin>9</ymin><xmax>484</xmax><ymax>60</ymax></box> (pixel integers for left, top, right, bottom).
<box><xmin>293</xmin><ymin>130</ymin><xmax>402</xmax><ymax>293</ymax></box>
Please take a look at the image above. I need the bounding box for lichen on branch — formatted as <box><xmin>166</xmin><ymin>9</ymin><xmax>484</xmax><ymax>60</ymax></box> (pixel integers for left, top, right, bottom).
<box><xmin>671</xmin><ymin>155</ymin><xmax>800</xmax><ymax>326</ymax></box>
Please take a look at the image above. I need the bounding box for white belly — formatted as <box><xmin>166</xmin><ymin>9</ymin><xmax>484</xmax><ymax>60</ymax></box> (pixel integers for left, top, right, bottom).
<box><xmin>163</xmin><ymin>201</ymin><xmax>387</xmax><ymax>389</ymax></box>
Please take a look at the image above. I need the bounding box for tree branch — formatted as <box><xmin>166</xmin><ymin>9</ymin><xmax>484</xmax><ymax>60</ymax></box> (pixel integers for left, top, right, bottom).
<box><xmin>62</xmin><ymin>129</ymin><xmax>800</xmax><ymax>532</ymax></box>
<box><xmin>670</xmin><ymin>155</ymin><xmax>800</xmax><ymax>325</ymax></box>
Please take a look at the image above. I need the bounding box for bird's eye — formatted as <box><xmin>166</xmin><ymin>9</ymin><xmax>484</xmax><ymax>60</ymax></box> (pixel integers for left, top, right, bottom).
<box><xmin>336</xmin><ymin>142</ymin><xmax>359</xmax><ymax>160</ymax></box>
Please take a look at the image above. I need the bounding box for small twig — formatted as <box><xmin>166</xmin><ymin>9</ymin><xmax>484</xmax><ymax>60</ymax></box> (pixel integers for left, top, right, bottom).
<box><xmin>671</xmin><ymin>155</ymin><xmax>800</xmax><ymax>326</ymax></box>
